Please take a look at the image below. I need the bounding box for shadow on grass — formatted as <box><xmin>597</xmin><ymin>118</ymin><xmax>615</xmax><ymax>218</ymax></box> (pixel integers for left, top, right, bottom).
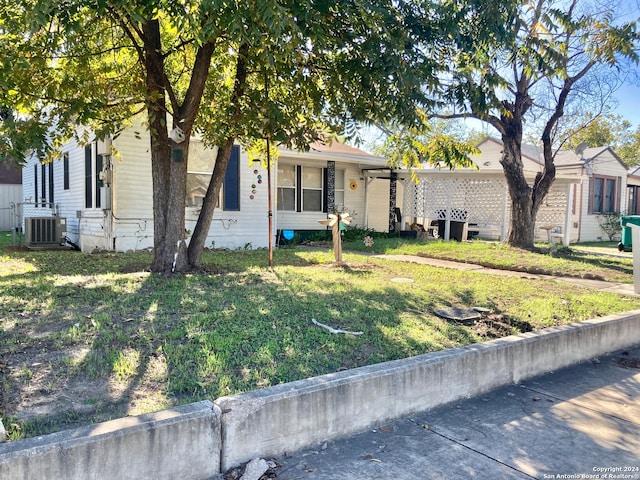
<box><xmin>0</xmin><ymin>247</ymin><xmax>631</xmax><ymax>440</ymax></box>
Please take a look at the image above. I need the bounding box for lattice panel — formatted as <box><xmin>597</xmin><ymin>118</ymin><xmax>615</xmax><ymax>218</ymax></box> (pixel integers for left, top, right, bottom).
<box><xmin>535</xmin><ymin>185</ymin><xmax>567</xmax><ymax>225</ymax></box>
<box><xmin>403</xmin><ymin>175</ymin><xmax>507</xmax><ymax>224</ymax></box>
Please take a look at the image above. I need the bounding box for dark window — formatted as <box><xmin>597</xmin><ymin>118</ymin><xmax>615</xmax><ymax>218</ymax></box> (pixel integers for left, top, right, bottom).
<box><xmin>589</xmin><ymin>175</ymin><xmax>619</xmax><ymax>214</ymax></box>
<box><xmin>41</xmin><ymin>164</ymin><xmax>46</xmax><ymax>206</ymax></box>
<box><xmin>34</xmin><ymin>164</ymin><xmax>38</xmax><ymax>207</ymax></box>
<box><xmin>223</xmin><ymin>145</ymin><xmax>240</xmax><ymax>211</ymax></box>
<box><xmin>85</xmin><ymin>145</ymin><xmax>93</xmax><ymax>208</ymax></box>
<box><xmin>63</xmin><ymin>153</ymin><xmax>69</xmax><ymax>190</ymax></box>
<box><xmin>48</xmin><ymin>162</ymin><xmax>54</xmax><ymax>206</ymax></box>
<box><xmin>95</xmin><ymin>155</ymin><xmax>103</xmax><ymax>209</ymax></box>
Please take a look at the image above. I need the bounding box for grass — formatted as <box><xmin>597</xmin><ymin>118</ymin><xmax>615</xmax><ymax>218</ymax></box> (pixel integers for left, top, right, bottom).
<box><xmin>1</xmin><ymin>231</ymin><xmax>639</xmax><ymax>440</ymax></box>
<box><xmin>343</xmin><ymin>236</ymin><xmax>634</xmax><ymax>283</ymax></box>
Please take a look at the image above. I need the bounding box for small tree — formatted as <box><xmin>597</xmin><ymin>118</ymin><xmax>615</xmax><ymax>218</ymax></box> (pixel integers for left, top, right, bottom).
<box><xmin>597</xmin><ymin>212</ymin><xmax>622</xmax><ymax>241</ymax></box>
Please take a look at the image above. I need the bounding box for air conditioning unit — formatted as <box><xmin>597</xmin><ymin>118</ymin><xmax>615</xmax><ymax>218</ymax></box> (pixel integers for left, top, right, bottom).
<box><xmin>25</xmin><ymin>217</ymin><xmax>66</xmax><ymax>246</ymax></box>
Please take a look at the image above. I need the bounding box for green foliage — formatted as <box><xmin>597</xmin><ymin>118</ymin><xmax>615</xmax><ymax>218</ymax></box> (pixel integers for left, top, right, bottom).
<box><xmin>565</xmin><ymin>114</ymin><xmax>640</xmax><ymax>166</ymax></box>
<box><xmin>596</xmin><ymin>212</ymin><xmax>622</xmax><ymax>241</ymax></box>
<box><xmin>376</xmin><ymin>116</ymin><xmax>479</xmax><ymax>174</ymax></box>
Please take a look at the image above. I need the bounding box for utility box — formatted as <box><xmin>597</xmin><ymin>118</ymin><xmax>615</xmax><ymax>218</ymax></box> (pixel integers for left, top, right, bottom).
<box><xmin>25</xmin><ymin>217</ymin><xmax>66</xmax><ymax>246</ymax></box>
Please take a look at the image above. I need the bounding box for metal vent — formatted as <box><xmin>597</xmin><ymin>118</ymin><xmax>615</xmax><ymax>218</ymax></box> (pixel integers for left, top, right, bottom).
<box><xmin>25</xmin><ymin>217</ymin><xmax>66</xmax><ymax>245</ymax></box>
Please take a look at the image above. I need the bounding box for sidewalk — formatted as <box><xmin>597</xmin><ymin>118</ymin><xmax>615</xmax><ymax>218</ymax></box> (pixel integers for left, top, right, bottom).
<box><xmin>273</xmin><ymin>346</ymin><xmax>640</xmax><ymax>479</ymax></box>
<box><xmin>370</xmin><ymin>254</ymin><xmax>638</xmax><ymax>296</ymax></box>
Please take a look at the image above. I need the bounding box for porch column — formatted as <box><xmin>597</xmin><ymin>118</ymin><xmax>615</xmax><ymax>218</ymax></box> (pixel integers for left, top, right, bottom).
<box><xmin>389</xmin><ymin>171</ymin><xmax>398</xmax><ymax>232</ymax></box>
<box><xmin>326</xmin><ymin>161</ymin><xmax>335</xmax><ymax>213</ymax></box>
<box><xmin>563</xmin><ymin>183</ymin><xmax>573</xmax><ymax>246</ymax></box>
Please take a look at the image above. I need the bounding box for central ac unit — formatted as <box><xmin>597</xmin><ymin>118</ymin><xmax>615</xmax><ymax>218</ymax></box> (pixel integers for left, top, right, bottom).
<box><xmin>25</xmin><ymin>217</ymin><xmax>66</xmax><ymax>246</ymax></box>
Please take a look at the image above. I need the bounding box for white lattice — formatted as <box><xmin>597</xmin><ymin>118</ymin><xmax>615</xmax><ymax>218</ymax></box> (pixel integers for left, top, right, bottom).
<box><xmin>535</xmin><ymin>184</ymin><xmax>567</xmax><ymax>225</ymax></box>
<box><xmin>403</xmin><ymin>175</ymin><xmax>507</xmax><ymax>224</ymax></box>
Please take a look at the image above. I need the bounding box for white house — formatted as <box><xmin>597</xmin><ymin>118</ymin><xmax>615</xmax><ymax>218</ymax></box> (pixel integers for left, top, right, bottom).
<box><xmin>398</xmin><ymin>137</ymin><xmax>629</xmax><ymax>244</ymax></box>
<box><xmin>20</xmin><ymin>124</ymin><xmax>393</xmax><ymax>252</ymax></box>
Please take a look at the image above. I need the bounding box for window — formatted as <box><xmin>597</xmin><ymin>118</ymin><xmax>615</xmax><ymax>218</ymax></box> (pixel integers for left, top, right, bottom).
<box><xmin>34</xmin><ymin>164</ymin><xmax>38</xmax><ymax>207</ymax></box>
<box><xmin>302</xmin><ymin>167</ymin><xmax>322</xmax><ymax>212</ymax></box>
<box><xmin>334</xmin><ymin>169</ymin><xmax>345</xmax><ymax>211</ymax></box>
<box><xmin>85</xmin><ymin>145</ymin><xmax>93</xmax><ymax>208</ymax></box>
<box><xmin>41</xmin><ymin>163</ymin><xmax>46</xmax><ymax>206</ymax></box>
<box><xmin>589</xmin><ymin>175</ymin><xmax>619</xmax><ymax>214</ymax></box>
<box><xmin>276</xmin><ymin>164</ymin><xmax>345</xmax><ymax>213</ymax></box>
<box><xmin>185</xmin><ymin>143</ymin><xmax>239</xmax><ymax>211</ymax></box>
<box><xmin>63</xmin><ymin>153</ymin><xmax>69</xmax><ymax>190</ymax></box>
<box><xmin>277</xmin><ymin>164</ymin><xmax>296</xmax><ymax>211</ymax></box>
<box><xmin>95</xmin><ymin>155</ymin><xmax>103</xmax><ymax>209</ymax></box>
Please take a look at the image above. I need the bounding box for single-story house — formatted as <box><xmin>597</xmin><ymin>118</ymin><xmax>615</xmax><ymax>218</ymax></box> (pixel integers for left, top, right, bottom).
<box><xmin>0</xmin><ymin>163</ymin><xmax>22</xmax><ymax>232</ymax></box>
<box><xmin>626</xmin><ymin>166</ymin><xmax>640</xmax><ymax>215</ymax></box>
<box><xmin>398</xmin><ymin>137</ymin><xmax>629</xmax><ymax>244</ymax></box>
<box><xmin>20</xmin><ymin>123</ymin><xmax>393</xmax><ymax>251</ymax></box>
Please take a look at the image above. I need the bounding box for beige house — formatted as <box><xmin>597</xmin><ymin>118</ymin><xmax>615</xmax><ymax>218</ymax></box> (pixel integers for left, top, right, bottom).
<box><xmin>399</xmin><ymin>138</ymin><xmax>629</xmax><ymax>244</ymax></box>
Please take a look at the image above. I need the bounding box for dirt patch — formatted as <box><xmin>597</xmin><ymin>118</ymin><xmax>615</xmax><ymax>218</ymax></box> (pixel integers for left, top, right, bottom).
<box><xmin>453</xmin><ymin>312</ymin><xmax>534</xmax><ymax>339</ymax></box>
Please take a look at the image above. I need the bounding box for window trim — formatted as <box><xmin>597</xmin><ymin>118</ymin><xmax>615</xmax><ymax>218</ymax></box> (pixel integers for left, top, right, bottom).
<box><xmin>588</xmin><ymin>174</ymin><xmax>620</xmax><ymax>215</ymax></box>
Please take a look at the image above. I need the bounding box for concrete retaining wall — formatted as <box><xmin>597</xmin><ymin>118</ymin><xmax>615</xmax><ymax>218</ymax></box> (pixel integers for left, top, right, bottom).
<box><xmin>0</xmin><ymin>401</ymin><xmax>221</xmax><ymax>480</ymax></box>
<box><xmin>2</xmin><ymin>311</ymin><xmax>640</xmax><ymax>477</ymax></box>
<box><xmin>216</xmin><ymin>310</ymin><xmax>640</xmax><ymax>470</ymax></box>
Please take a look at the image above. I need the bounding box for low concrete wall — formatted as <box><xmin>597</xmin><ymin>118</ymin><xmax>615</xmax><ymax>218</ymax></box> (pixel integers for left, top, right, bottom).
<box><xmin>216</xmin><ymin>310</ymin><xmax>640</xmax><ymax>470</ymax></box>
<box><xmin>3</xmin><ymin>311</ymin><xmax>640</xmax><ymax>477</ymax></box>
<box><xmin>0</xmin><ymin>401</ymin><xmax>221</xmax><ymax>480</ymax></box>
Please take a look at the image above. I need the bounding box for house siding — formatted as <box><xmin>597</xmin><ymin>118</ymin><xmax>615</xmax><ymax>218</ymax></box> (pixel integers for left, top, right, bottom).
<box><xmin>21</xmin><ymin>123</ymin><xmax>389</xmax><ymax>251</ymax></box>
<box><xmin>0</xmin><ymin>184</ymin><xmax>21</xmax><ymax>231</ymax></box>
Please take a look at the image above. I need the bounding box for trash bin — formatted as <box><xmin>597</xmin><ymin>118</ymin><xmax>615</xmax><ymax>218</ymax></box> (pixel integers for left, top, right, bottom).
<box><xmin>619</xmin><ymin>215</ymin><xmax>640</xmax><ymax>252</ymax></box>
<box><xmin>436</xmin><ymin>209</ymin><xmax>468</xmax><ymax>242</ymax></box>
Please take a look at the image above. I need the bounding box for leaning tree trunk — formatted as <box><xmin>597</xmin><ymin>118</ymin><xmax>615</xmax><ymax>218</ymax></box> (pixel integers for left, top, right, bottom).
<box><xmin>188</xmin><ymin>138</ymin><xmax>235</xmax><ymax>268</ymax></box>
<box><xmin>187</xmin><ymin>44</ymin><xmax>249</xmax><ymax>269</ymax></box>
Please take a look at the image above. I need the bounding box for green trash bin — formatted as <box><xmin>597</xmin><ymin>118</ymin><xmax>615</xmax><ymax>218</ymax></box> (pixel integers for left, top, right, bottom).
<box><xmin>619</xmin><ymin>215</ymin><xmax>640</xmax><ymax>251</ymax></box>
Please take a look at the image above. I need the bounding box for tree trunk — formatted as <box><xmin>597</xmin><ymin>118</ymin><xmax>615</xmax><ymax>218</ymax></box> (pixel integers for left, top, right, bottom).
<box><xmin>500</xmin><ymin>134</ymin><xmax>536</xmax><ymax>249</ymax></box>
<box><xmin>188</xmin><ymin>138</ymin><xmax>235</xmax><ymax>268</ymax></box>
<box><xmin>187</xmin><ymin>44</ymin><xmax>249</xmax><ymax>269</ymax></box>
<box><xmin>144</xmin><ymin>19</ymin><xmax>189</xmax><ymax>274</ymax></box>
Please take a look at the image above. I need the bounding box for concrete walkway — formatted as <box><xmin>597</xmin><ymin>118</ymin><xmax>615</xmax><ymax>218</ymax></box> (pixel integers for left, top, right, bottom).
<box><xmin>370</xmin><ymin>254</ymin><xmax>638</xmax><ymax>296</ymax></box>
<box><xmin>274</xmin><ymin>346</ymin><xmax>640</xmax><ymax>479</ymax></box>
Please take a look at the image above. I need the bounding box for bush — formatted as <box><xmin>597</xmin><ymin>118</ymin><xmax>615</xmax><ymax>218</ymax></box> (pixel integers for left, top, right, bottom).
<box><xmin>597</xmin><ymin>212</ymin><xmax>622</xmax><ymax>241</ymax></box>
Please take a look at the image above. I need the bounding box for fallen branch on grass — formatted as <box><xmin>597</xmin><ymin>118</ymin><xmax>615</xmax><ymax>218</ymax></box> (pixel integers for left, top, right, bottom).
<box><xmin>311</xmin><ymin>318</ymin><xmax>364</xmax><ymax>335</ymax></box>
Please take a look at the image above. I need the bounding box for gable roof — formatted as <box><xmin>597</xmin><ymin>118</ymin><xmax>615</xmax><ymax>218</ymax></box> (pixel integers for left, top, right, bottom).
<box><xmin>553</xmin><ymin>146</ymin><xmax>627</xmax><ymax>171</ymax></box>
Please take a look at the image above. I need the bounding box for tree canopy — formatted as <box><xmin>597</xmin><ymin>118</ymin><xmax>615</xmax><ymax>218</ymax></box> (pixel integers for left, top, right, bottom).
<box><xmin>0</xmin><ymin>0</ymin><xmax>442</xmax><ymax>272</ymax></box>
<box><xmin>422</xmin><ymin>0</ymin><xmax>639</xmax><ymax>248</ymax></box>
<box><xmin>565</xmin><ymin>113</ymin><xmax>640</xmax><ymax>166</ymax></box>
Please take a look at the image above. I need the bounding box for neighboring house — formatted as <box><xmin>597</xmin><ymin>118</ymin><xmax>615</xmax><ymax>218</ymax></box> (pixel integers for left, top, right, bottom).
<box><xmin>398</xmin><ymin>137</ymin><xmax>629</xmax><ymax>244</ymax></box>
<box><xmin>626</xmin><ymin>166</ymin><xmax>640</xmax><ymax>215</ymax></box>
<box><xmin>554</xmin><ymin>146</ymin><xmax>628</xmax><ymax>242</ymax></box>
<box><xmin>21</xmin><ymin>124</ymin><xmax>392</xmax><ymax>252</ymax></box>
<box><xmin>0</xmin><ymin>163</ymin><xmax>22</xmax><ymax>232</ymax></box>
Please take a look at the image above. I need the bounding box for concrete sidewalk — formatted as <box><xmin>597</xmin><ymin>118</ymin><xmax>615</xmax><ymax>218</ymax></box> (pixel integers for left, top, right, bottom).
<box><xmin>371</xmin><ymin>254</ymin><xmax>638</xmax><ymax>296</ymax></box>
<box><xmin>274</xmin><ymin>346</ymin><xmax>640</xmax><ymax>479</ymax></box>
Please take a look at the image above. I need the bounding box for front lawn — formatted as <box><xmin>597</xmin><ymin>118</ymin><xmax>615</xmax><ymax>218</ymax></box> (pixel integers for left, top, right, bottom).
<box><xmin>1</xmin><ymin>235</ymin><xmax>638</xmax><ymax>440</ymax></box>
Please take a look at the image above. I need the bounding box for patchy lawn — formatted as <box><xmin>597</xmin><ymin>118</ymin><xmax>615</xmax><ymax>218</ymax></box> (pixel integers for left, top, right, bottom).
<box><xmin>1</xmin><ymin>236</ymin><xmax>639</xmax><ymax>440</ymax></box>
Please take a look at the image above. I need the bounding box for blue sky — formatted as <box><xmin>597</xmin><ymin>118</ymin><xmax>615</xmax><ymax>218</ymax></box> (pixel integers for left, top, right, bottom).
<box><xmin>612</xmin><ymin>81</ymin><xmax>640</xmax><ymax>128</ymax></box>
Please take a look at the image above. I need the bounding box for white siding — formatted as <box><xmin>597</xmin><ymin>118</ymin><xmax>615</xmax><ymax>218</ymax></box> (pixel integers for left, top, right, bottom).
<box><xmin>0</xmin><ymin>184</ymin><xmax>21</xmax><ymax>231</ymax></box>
<box><xmin>22</xmin><ymin>123</ymin><xmax>385</xmax><ymax>251</ymax></box>
<box><xmin>273</xmin><ymin>159</ymin><xmax>391</xmax><ymax>234</ymax></box>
